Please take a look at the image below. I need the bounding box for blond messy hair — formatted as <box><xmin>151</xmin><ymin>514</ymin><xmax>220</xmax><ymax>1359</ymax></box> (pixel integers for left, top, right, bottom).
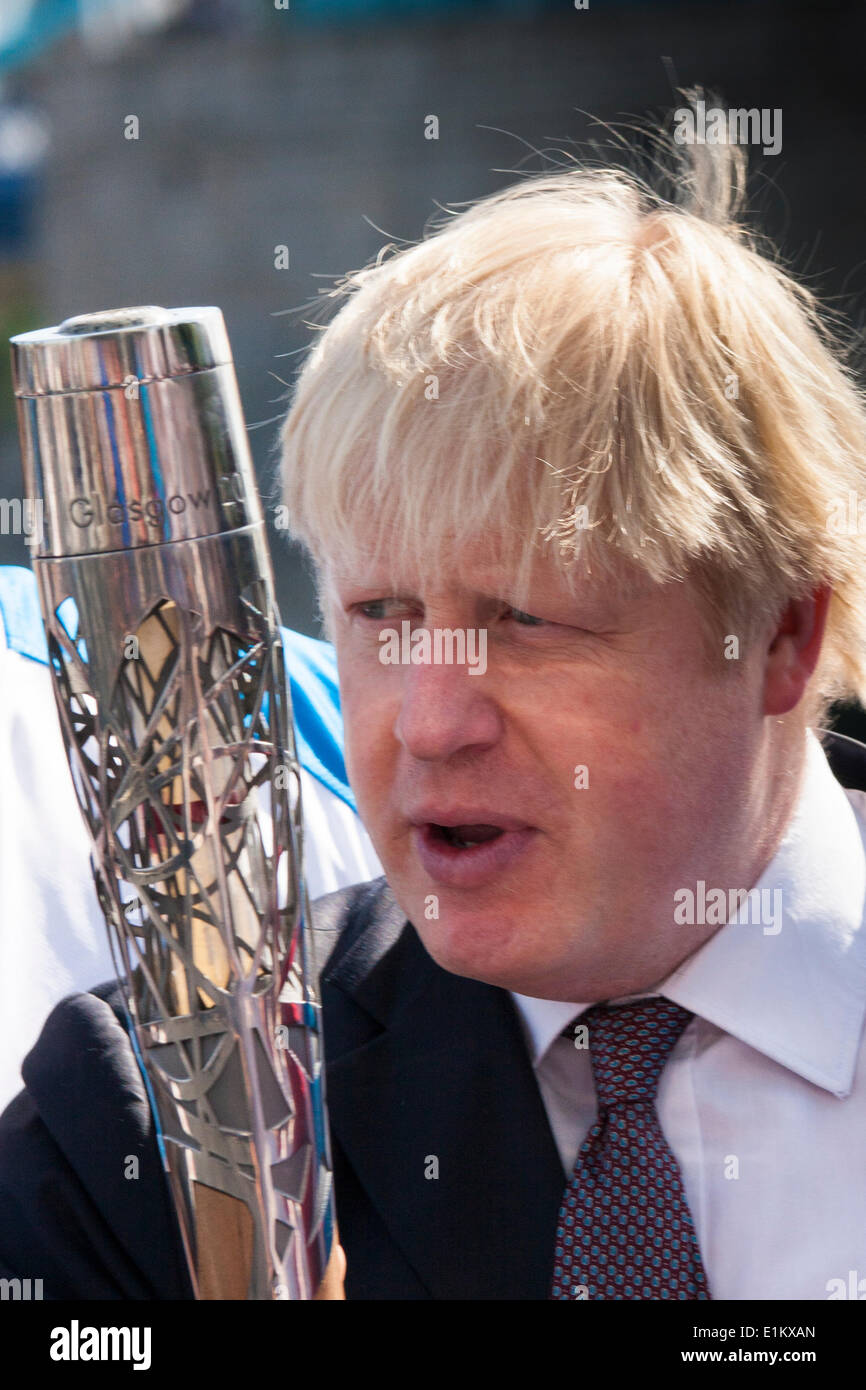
<box><xmin>278</xmin><ymin>111</ymin><xmax>866</xmax><ymax>726</ymax></box>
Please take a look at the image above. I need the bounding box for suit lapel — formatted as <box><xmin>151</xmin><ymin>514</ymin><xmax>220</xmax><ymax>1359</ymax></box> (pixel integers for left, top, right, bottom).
<box><xmin>319</xmin><ymin>881</ymin><xmax>567</xmax><ymax>1299</ymax></box>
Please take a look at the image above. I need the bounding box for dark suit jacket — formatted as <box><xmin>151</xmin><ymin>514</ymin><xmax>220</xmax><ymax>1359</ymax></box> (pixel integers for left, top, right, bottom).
<box><xmin>2</xmin><ymin>728</ymin><xmax>865</xmax><ymax>1299</ymax></box>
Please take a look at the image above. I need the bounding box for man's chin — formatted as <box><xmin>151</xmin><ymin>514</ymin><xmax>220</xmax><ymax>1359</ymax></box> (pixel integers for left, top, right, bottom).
<box><xmin>411</xmin><ymin>914</ymin><xmax>547</xmax><ymax>992</ymax></box>
<box><xmin>407</xmin><ymin>905</ymin><xmax>619</xmax><ymax>1000</ymax></box>
<box><xmin>388</xmin><ymin>879</ymin><xmax>582</xmax><ymax>991</ymax></box>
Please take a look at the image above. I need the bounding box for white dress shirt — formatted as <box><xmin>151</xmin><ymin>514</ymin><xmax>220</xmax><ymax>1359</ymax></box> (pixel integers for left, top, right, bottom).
<box><xmin>511</xmin><ymin>728</ymin><xmax>866</xmax><ymax>1300</ymax></box>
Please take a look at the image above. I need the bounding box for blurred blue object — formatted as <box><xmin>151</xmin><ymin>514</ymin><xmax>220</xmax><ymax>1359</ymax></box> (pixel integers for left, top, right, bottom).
<box><xmin>0</xmin><ymin>0</ymin><xmax>197</xmax><ymax>75</ymax></box>
<box><xmin>0</xmin><ymin>102</ymin><xmax>49</xmax><ymax>255</ymax></box>
<box><xmin>0</xmin><ymin>168</ymin><xmax>36</xmax><ymax>252</ymax></box>
<box><xmin>0</xmin><ymin>0</ymin><xmax>79</xmax><ymax>77</ymax></box>
<box><xmin>293</xmin><ymin>0</ymin><xmax>538</xmax><ymax>14</ymax></box>
<box><xmin>0</xmin><ymin>0</ymin><xmax>668</xmax><ymax>67</ymax></box>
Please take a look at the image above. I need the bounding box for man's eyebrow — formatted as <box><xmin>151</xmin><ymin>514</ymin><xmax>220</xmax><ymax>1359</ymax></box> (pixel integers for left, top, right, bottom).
<box><xmin>329</xmin><ymin>569</ymin><xmax>406</xmax><ymax>587</ymax></box>
<box><xmin>329</xmin><ymin>572</ymin><xmax>636</xmax><ymax>620</ymax></box>
<box><xmin>469</xmin><ymin>590</ymin><xmax>632</xmax><ymax>631</ymax></box>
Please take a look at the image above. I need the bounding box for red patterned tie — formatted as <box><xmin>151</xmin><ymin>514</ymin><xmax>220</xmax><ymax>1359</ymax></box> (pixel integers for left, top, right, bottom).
<box><xmin>550</xmin><ymin>997</ymin><xmax>711</xmax><ymax>1300</ymax></box>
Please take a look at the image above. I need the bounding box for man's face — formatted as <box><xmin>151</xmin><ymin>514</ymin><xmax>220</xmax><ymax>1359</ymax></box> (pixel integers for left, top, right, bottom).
<box><xmin>326</xmin><ymin>542</ymin><xmax>773</xmax><ymax>1001</ymax></box>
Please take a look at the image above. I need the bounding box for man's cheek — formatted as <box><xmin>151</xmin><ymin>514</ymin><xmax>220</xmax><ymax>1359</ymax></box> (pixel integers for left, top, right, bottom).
<box><xmin>340</xmin><ymin>680</ymin><xmax>383</xmax><ymax>763</ymax></box>
<box><xmin>342</xmin><ymin>721</ymin><xmax>395</xmax><ymax>828</ymax></box>
<box><xmin>573</xmin><ymin>741</ymin><xmax>679</xmax><ymax>849</ymax></box>
<box><xmin>343</xmin><ymin>736</ymin><xmax>379</xmax><ymax>817</ymax></box>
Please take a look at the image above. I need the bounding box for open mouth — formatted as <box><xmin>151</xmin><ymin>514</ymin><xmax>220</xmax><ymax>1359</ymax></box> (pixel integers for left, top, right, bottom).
<box><xmin>412</xmin><ymin>817</ymin><xmax>536</xmax><ymax>885</ymax></box>
<box><xmin>428</xmin><ymin>823</ymin><xmax>505</xmax><ymax>849</ymax></box>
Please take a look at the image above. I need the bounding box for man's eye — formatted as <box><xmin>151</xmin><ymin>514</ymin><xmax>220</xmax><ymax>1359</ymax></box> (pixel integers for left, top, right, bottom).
<box><xmin>507</xmin><ymin>607</ymin><xmax>545</xmax><ymax>627</ymax></box>
<box><xmin>357</xmin><ymin>600</ymin><xmax>388</xmax><ymax>620</ymax></box>
<box><xmin>356</xmin><ymin>599</ymin><xmax>409</xmax><ymax>621</ymax></box>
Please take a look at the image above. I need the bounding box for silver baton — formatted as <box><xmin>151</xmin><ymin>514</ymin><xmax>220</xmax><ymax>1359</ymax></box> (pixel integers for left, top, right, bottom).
<box><xmin>11</xmin><ymin>305</ymin><xmax>333</xmax><ymax>1299</ymax></box>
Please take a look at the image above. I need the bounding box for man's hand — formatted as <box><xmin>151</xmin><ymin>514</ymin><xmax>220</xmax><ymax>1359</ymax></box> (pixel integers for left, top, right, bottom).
<box><xmin>314</xmin><ymin>1239</ymin><xmax>346</xmax><ymax>1300</ymax></box>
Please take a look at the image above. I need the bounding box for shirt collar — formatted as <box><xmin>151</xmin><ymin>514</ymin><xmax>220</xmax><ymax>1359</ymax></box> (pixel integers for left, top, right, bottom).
<box><xmin>512</xmin><ymin>729</ymin><xmax>866</xmax><ymax>1097</ymax></box>
<box><xmin>511</xmin><ymin>985</ymin><xmax>660</xmax><ymax>1067</ymax></box>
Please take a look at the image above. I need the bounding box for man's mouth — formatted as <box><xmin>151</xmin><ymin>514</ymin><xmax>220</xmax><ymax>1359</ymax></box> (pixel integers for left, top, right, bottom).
<box><xmin>428</xmin><ymin>823</ymin><xmax>505</xmax><ymax>850</ymax></box>
<box><xmin>408</xmin><ymin>811</ymin><xmax>537</xmax><ymax>887</ymax></box>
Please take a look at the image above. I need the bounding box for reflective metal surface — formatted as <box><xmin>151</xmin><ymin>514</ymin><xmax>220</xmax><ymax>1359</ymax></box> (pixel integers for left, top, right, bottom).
<box><xmin>12</xmin><ymin>307</ymin><xmax>332</xmax><ymax>1299</ymax></box>
<box><xmin>12</xmin><ymin>306</ymin><xmax>259</xmax><ymax>556</ymax></box>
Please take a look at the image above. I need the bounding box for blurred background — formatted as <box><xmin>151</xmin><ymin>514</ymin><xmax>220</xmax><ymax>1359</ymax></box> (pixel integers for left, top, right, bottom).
<box><xmin>1</xmin><ymin>0</ymin><xmax>864</xmax><ymax>735</ymax></box>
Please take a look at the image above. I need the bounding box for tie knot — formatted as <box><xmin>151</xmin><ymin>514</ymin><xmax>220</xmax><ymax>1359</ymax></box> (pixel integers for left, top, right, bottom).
<box><xmin>579</xmin><ymin>997</ymin><xmax>694</xmax><ymax>1108</ymax></box>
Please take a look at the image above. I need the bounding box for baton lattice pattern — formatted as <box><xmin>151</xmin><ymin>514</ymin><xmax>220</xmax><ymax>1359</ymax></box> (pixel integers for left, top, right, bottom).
<box><xmin>47</xmin><ymin>590</ymin><xmax>330</xmax><ymax>1299</ymax></box>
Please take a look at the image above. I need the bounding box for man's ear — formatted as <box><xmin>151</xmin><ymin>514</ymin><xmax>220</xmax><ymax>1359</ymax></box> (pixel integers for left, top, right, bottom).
<box><xmin>762</xmin><ymin>585</ymin><xmax>832</xmax><ymax>717</ymax></box>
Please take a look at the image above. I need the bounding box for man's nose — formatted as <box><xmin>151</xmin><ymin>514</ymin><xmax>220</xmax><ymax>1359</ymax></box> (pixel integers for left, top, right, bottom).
<box><xmin>392</xmin><ymin>655</ymin><xmax>502</xmax><ymax>762</ymax></box>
